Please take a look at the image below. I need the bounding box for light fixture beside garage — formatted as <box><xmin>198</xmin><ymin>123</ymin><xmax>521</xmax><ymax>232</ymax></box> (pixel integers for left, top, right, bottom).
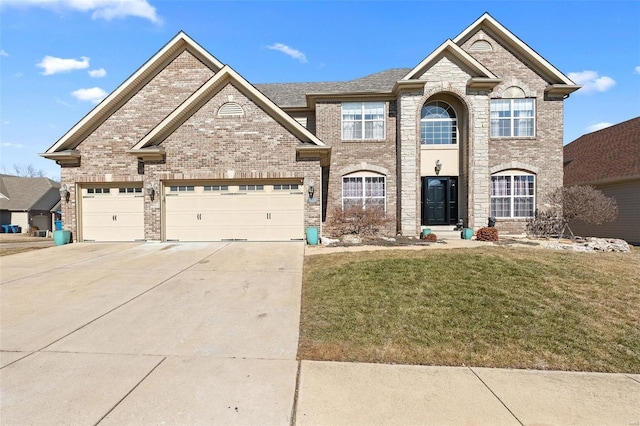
<box><xmin>145</xmin><ymin>182</ymin><xmax>157</xmax><ymax>201</ymax></box>
<box><xmin>435</xmin><ymin>159</ymin><xmax>442</xmax><ymax>176</ymax></box>
<box><xmin>59</xmin><ymin>184</ymin><xmax>70</xmax><ymax>203</ymax></box>
<box><xmin>307</xmin><ymin>180</ymin><xmax>315</xmax><ymax>202</ymax></box>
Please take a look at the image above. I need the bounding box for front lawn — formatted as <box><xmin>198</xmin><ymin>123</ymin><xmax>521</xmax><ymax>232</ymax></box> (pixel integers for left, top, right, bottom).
<box><xmin>299</xmin><ymin>247</ymin><xmax>640</xmax><ymax>373</ymax></box>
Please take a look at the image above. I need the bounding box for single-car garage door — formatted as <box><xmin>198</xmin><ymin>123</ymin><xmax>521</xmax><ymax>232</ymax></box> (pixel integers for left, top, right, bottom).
<box><xmin>81</xmin><ymin>185</ymin><xmax>145</xmax><ymax>241</ymax></box>
<box><xmin>164</xmin><ymin>182</ymin><xmax>304</xmax><ymax>241</ymax></box>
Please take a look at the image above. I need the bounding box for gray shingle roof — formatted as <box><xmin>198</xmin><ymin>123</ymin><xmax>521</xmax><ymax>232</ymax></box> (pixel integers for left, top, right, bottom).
<box><xmin>255</xmin><ymin>68</ymin><xmax>411</xmax><ymax>108</ymax></box>
<box><xmin>0</xmin><ymin>174</ymin><xmax>61</xmax><ymax>212</ymax></box>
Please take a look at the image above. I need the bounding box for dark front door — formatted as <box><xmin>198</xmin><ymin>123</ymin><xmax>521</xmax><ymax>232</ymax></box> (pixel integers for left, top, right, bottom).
<box><xmin>422</xmin><ymin>177</ymin><xmax>458</xmax><ymax>225</ymax></box>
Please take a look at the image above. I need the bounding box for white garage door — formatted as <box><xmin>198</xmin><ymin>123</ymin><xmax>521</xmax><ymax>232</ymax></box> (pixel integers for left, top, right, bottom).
<box><xmin>164</xmin><ymin>182</ymin><xmax>304</xmax><ymax>241</ymax></box>
<box><xmin>81</xmin><ymin>186</ymin><xmax>145</xmax><ymax>241</ymax></box>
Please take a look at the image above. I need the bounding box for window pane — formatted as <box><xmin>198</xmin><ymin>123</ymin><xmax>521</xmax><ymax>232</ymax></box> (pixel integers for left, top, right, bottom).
<box><xmin>514</xmin><ymin>197</ymin><xmax>534</xmax><ymax>217</ymax></box>
<box><xmin>491</xmin><ymin>197</ymin><xmax>511</xmax><ymax>218</ymax></box>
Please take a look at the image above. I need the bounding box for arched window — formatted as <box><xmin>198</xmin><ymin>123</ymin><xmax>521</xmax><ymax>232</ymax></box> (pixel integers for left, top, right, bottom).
<box><xmin>490</xmin><ymin>170</ymin><xmax>535</xmax><ymax>218</ymax></box>
<box><xmin>420</xmin><ymin>101</ymin><xmax>457</xmax><ymax>145</ymax></box>
<box><xmin>342</xmin><ymin>171</ymin><xmax>386</xmax><ymax>212</ymax></box>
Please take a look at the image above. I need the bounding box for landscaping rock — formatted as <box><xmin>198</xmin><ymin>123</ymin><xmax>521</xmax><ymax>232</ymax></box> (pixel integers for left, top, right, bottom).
<box><xmin>320</xmin><ymin>237</ymin><xmax>340</xmax><ymax>246</ymax></box>
<box><xmin>540</xmin><ymin>237</ymin><xmax>631</xmax><ymax>253</ymax></box>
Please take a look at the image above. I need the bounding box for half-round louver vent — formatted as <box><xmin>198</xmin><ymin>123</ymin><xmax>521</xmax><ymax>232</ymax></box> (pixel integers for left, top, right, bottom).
<box><xmin>218</xmin><ymin>102</ymin><xmax>245</xmax><ymax>117</ymax></box>
<box><xmin>469</xmin><ymin>40</ymin><xmax>493</xmax><ymax>52</ymax></box>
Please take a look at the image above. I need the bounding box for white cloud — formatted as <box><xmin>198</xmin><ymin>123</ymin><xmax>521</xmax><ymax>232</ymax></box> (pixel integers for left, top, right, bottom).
<box><xmin>266</xmin><ymin>43</ymin><xmax>307</xmax><ymax>64</ymax></box>
<box><xmin>71</xmin><ymin>87</ymin><xmax>107</xmax><ymax>104</ymax></box>
<box><xmin>1</xmin><ymin>142</ymin><xmax>24</xmax><ymax>149</ymax></box>
<box><xmin>88</xmin><ymin>68</ymin><xmax>106</xmax><ymax>78</ymax></box>
<box><xmin>568</xmin><ymin>70</ymin><xmax>616</xmax><ymax>94</ymax></box>
<box><xmin>635</xmin><ymin>66</ymin><xmax>640</xmax><ymax>74</ymax></box>
<box><xmin>586</xmin><ymin>122</ymin><xmax>613</xmax><ymax>133</ymax></box>
<box><xmin>13</xmin><ymin>72</ymin><xmax>23</xmax><ymax>78</ymax></box>
<box><xmin>0</xmin><ymin>49</ymin><xmax>8</xmax><ymax>57</ymax></box>
<box><xmin>0</xmin><ymin>0</ymin><xmax>161</xmax><ymax>24</ymax></box>
<box><xmin>37</xmin><ymin>55</ymin><xmax>89</xmax><ymax>75</ymax></box>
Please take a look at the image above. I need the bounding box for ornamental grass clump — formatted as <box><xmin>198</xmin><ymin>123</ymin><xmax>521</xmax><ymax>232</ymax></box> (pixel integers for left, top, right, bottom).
<box><xmin>475</xmin><ymin>226</ymin><xmax>498</xmax><ymax>241</ymax></box>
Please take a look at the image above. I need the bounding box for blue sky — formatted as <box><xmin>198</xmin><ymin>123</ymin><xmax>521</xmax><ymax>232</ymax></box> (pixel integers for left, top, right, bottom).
<box><xmin>1</xmin><ymin>0</ymin><xmax>639</xmax><ymax>179</ymax></box>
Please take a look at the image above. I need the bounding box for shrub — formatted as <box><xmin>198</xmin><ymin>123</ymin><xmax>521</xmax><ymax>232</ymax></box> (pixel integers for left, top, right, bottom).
<box><xmin>326</xmin><ymin>205</ymin><xmax>392</xmax><ymax>238</ymax></box>
<box><xmin>526</xmin><ymin>186</ymin><xmax>618</xmax><ymax>238</ymax></box>
<box><xmin>475</xmin><ymin>227</ymin><xmax>498</xmax><ymax>242</ymax></box>
<box><xmin>422</xmin><ymin>232</ymin><xmax>437</xmax><ymax>242</ymax></box>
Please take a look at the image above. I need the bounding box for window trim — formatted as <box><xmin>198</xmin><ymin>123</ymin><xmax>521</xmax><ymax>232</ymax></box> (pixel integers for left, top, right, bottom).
<box><xmin>341</xmin><ymin>102</ymin><xmax>386</xmax><ymax>141</ymax></box>
<box><xmin>490</xmin><ymin>98</ymin><xmax>536</xmax><ymax>138</ymax></box>
<box><xmin>341</xmin><ymin>173</ymin><xmax>386</xmax><ymax>212</ymax></box>
<box><xmin>490</xmin><ymin>171</ymin><xmax>536</xmax><ymax>219</ymax></box>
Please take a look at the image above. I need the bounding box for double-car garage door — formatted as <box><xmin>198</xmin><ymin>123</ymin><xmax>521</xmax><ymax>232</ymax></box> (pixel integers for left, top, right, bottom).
<box><xmin>80</xmin><ymin>182</ymin><xmax>304</xmax><ymax>242</ymax></box>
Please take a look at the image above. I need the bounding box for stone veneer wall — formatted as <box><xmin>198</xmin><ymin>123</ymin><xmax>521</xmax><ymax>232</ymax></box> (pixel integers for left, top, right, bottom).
<box><xmin>398</xmin><ymin>56</ymin><xmax>492</xmax><ymax>236</ymax></box>
<box><xmin>315</xmin><ymin>100</ymin><xmax>398</xmax><ymax>236</ymax></box>
<box><xmin>60</xmin><ymin>51</ymin><xmax>321</xmax><ymax>241</ymax></box>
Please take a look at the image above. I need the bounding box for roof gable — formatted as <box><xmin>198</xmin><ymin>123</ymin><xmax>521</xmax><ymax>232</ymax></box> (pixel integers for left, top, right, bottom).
<box><xmin>403</xmin><ymin>39</ymin><xmax>498</xmax><ymax>81</ymax></box>
<box><xmin>42</xmin><ymin>31</ymin><xmax>224</xmax><ymax>157</ymax></box>
<box><xmin>564</xmin><ymin>117</ymin><xmax>640</xmax><ymax>185</ymax></box>
<box><xmin>453</xmin><ymin>13</ymin><xmax>578</xmax><ymax>88</ymax></box>
<box><xmin>128</xmin><ymin>65</ymin><xmax>325</xmax><ymax>158</ymax></box>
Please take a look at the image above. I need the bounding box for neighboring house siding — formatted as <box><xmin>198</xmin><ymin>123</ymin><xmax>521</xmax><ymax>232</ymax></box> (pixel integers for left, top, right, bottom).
<box><xmin>463</xmin><ymin>30</ymin><xmax>564</xmax><ymax>233</ymax></box>
<box><xmin>569</xmin><ymin>179</ymin><xmax>640</xmax><ymax>245</ymax></box>
<box><xmin>316</xmin><ymin>100</ymin><xmax>397</xmax><ymax>235</ymax></box>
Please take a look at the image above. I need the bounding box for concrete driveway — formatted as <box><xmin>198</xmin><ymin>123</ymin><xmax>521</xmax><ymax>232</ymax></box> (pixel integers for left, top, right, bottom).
<box><xmin>1</xmin><ymin>242</ymin><xmax>303</xmax><ymax>425</ymax></box>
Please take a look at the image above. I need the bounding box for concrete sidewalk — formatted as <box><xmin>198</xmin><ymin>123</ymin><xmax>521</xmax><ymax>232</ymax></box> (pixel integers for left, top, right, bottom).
<box><xmin>295</xmin><ymin>361</ymin><xmax>640</xmax><ymax>425</ymax></box>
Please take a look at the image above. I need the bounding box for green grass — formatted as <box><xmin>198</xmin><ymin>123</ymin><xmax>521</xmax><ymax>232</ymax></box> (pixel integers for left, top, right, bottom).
<box><xmin>299</xmin><ymin>247</ymin><xmax>640</xmax><ymax>373</ymax></box>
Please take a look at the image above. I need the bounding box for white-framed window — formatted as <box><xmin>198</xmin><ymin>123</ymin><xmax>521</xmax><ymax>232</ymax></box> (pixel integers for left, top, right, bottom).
<box><xmin>342</xmin><ymin>102</ymin><xmax>385</xmax><ymax>140</ymax></box>
<box><xmin>342</xmin><ymin>173</ymin><xmax>386</xmax><ymax>211</ymax></box>
<box><xmin>420</xmin><ymin>101</ymin><xmax>457</xmax><ymax>145</ymax></box>
<box><xmin>490</xmin><ymin>172</ymin><xmax>535</xmax><ymax>218</ymax></box>
<box><xmin>490</xmin><ymin>98</ymin><xmax>535</xmax><ymax>137</ymax></box>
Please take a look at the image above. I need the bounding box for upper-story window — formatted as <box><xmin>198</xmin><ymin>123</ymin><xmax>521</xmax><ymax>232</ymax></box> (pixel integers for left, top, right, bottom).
<box><xmin>490</xmin><ymin>98</ymin><xmax>535</xmax><ymax>138</ymax></box>
<box><xmin>342</xmin><ymin>102</ymin><xmax>385</xmax><ymax>140</ymax></box>
<box><xmin>420</xmin><ymin>101</ymin><xmax>457</xmax><ymax>145</ymax></box>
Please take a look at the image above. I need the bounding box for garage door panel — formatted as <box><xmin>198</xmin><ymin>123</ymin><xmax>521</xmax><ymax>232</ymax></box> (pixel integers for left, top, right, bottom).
<box><xmin>81</xmin><ymin>188</ymin><xmax>144</xmax><ymax>242</ymax></box>
<box><xmin>164</xmin><ymin>184</ymin><xmax>304</xmax><ymax>242</ymax></box>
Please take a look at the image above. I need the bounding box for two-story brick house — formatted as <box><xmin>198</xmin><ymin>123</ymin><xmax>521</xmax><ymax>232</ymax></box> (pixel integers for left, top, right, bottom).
<box><xmin>42</xmin><ymin>13</ymin><xmax>579</xmax><ymax>242</ymax></box>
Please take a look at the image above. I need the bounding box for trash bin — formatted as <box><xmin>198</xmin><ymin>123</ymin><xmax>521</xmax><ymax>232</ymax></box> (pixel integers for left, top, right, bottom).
<box><xmin>54</xmin><ymin>220</ymin><xmax>63</xmax><ymax>231</ymax></box>
<box><xmin>306</xmin><ymin>227</ymin><xmax>319</xmax><ymax>245</ymax></box>
<box><xmin>53</xmin><ymin>230</ymin><xmax>71</xmax><ymax>245</ymax></box>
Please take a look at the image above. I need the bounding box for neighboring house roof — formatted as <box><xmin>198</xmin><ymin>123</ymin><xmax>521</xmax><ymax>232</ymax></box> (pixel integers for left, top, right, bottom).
<box><xmin>0</xmin><ymin>174</ymin><xmax>61</xmax><ymax>212</ymax></box>
<box><xmin>256</xmin><ymin>68</ymin><xmax>410</xmax><ymax>108</ymax></box>
<box><xmin>564</xmin><ymin>117</ymin><xmax>640</xmax><ymax>186</ymax></box>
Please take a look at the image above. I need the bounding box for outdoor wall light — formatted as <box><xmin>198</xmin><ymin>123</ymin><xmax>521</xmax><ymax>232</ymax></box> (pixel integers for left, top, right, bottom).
<box><xmin>59</xmin><ymin>184</ymin><xmax>70</xmax><ymax>203</ymax></box>
<box><xmin>435</xmin><ymin>159</ymin><xmax>442</xmax><ymax>176</ymax></box>
<box><xmin>145</xmin><ymin>182</ymin><xmax>156</xmax><ymax>201</ymax></box>
<box><xmin>307</xmin><ymin>181</ymin><xmax>315</xmax><ymax>200</ymax></box>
